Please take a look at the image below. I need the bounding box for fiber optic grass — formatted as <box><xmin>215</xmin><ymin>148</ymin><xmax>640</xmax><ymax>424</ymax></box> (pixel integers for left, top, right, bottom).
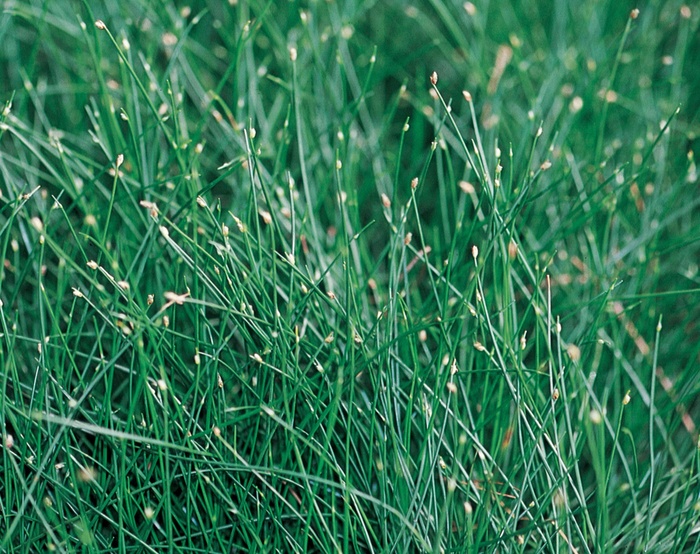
<box><xmin>1</xmin><ymin>1</ymin><xmax>699</xmax><ymax>552</ymax></box>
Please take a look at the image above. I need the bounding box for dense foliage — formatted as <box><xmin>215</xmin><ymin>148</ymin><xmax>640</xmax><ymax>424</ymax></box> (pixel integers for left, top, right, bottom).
<box><xmin>1</xmin><ymin>1</ymin><xmax>698</xmax><ymax>552</ymax></box>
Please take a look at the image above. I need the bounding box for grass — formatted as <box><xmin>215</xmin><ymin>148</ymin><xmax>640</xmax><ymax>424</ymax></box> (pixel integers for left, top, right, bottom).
<box><xmin>1</xmin><ymin>0</ymin><xmax>699</xmax><ymax>552</ymax></box>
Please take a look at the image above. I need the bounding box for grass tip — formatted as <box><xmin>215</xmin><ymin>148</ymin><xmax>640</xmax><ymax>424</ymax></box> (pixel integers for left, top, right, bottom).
<box><xmin>463</xmin><ymin>2</ymin><xmax>476</xmax><ymax>16</ymax></box>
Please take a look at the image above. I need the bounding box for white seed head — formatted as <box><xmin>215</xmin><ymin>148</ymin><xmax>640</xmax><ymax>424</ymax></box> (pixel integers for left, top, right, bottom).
<box><xmin>567</xmin><ymin>343</ymin><xmax>581</xmax><ymax>362</ymax></box>
<box><xmin>430</xmin><ymin>71</ymin><xmax>438</xmax><ymax>86</ymax></box>
<box><xmin>570</xmin><ymin>96</ymin><xmax>583</xmax><ymax>113</ymax></box>
<box><xmin>259</xmin><ymin>210</ymin><xmax>272</xmax><ymax>225</ymax></box>
<box><xmin>463</xmin><ymin>2</ymin><xmax>476</xmax><ymax>16</ymax></box>
<box><xmin>95</xmin><ymin>20</ymin><xmax>106</xmax><ymax>30</ymax></box>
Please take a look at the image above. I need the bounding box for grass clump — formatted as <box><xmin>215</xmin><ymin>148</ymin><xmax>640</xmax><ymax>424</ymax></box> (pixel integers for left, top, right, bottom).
<box><xmin>1</xmin><ymin>0</ymin><xmax>699</xmax><ymax>552</ymax></box>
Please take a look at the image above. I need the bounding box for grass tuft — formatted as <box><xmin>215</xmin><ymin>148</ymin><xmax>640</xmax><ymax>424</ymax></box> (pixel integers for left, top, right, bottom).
<box><xmin>1</xmin><ymin>1</ymin><xmax>699</xmax><ymax>552</ymax></box>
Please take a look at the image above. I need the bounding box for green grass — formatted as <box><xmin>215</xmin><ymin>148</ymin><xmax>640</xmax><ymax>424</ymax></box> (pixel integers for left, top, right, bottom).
<box><xmin>1</xmin><ymin>0</ymin><xmax>699</xmax><ymax>552</ymax></box>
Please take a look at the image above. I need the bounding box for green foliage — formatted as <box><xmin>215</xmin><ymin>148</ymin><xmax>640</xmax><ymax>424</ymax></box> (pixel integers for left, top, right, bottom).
<box><xmin>1</xmin><ymin>0</ymin><xmax>699</xmax><ymax>552</ymax></box>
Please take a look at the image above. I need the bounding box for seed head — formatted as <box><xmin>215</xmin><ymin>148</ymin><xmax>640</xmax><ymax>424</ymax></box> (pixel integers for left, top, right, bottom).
<box><xmin>508</xmin><ymin>240</ymin><xmax>518</xmax><ymax>260</ymax></box>
<box><xmin>459</xmin><ymin>180</ymin><xmax>475</xmax><ymax>194</ymax></box>
<box><xmin>259</xmin><ymin>210</ymin><xmax>272</xmax><ymax>225</ymax></box>
<box><xmin>463</xmin><ymin>2</ymin><xmax>476</xmax><ymax>16</ymax></box>
<box><xmin>567</xmin><ymin>343</ymin><xmax>581</xmax><ymax>362</ymax></box>
<box><xmin>430</xmin><ymin>71</ymin><xmax>438</xmax><ymax>86</ymax></box>
<box><xmin>630</xmin><ymin>8</ymin><xmax>639</xmax><ymax>19</ymax></box>
<box><xmin>95</xmin><ymin>20</ymin><xmax>106</xmax><ymax>30</ymax></box>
